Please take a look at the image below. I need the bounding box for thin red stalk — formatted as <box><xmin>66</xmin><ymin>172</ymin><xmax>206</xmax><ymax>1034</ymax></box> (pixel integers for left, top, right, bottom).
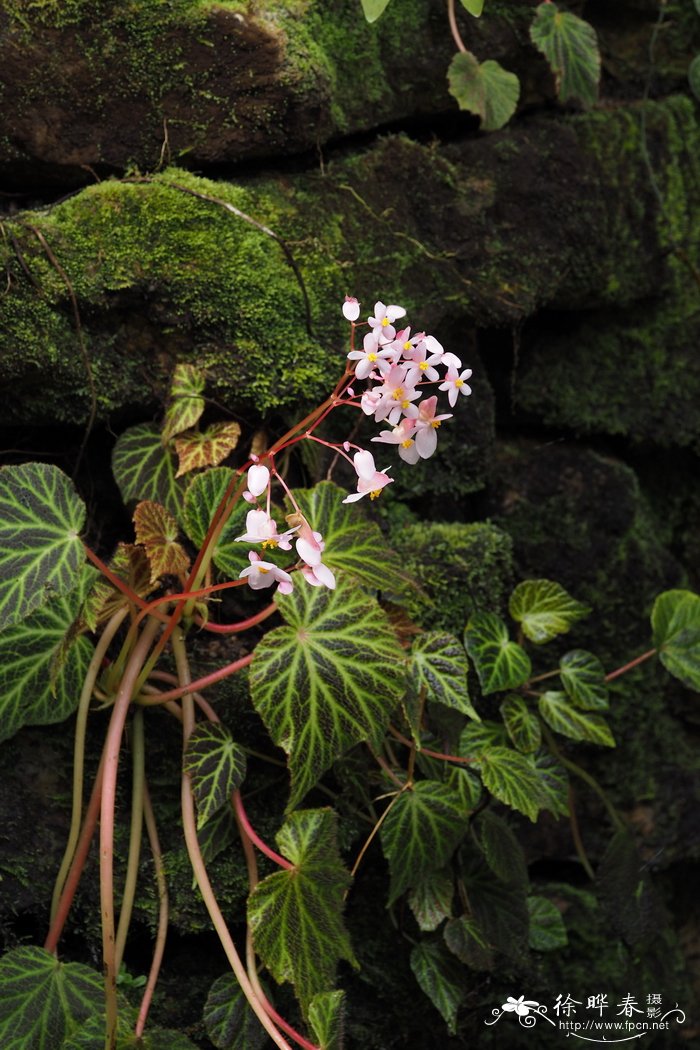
<box><xmin>388</xmin><ymin>726</ymin><xmax>476</xmax><ymax>766</ymax></box>
<box><xmin>605</xmin><ymin>647</ymin><xmax>657</xmax><ymax>682</ymax></box>
<box><xmin>137</xmin><ymin>651</ymin><xmax>254</xmax><ymax>704</ymax></box>
<box><xmin>193</xmin><ymin>601</ymin><xmax>277</xmax><ymax>634</ymax></box>
<box><xmin>233</xmin><ymin>791</ymin><xmax>293</xmax><ymax>870</ymax></box>
<box><xmin>135</xmin><ymin>781</ymin><xmax>169</xmax><ymax>1039</ymax></box>
<box><xmin>447</xmin><ymin>0</ymin><xmax>468</xmax><ymax>52</ymax></box>
<box><xmin>83</xmin><ymin>544</ymin><xmax>159</xmax><ymax>615</ymax></box>
<box><xmin>145</xmin><ymin>671</ymin><xmax>220</xmax><ymax>721</ymax></box>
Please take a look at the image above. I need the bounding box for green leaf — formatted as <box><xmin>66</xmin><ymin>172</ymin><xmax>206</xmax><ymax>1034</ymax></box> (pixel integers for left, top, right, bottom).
<box><xmin>0</xmin><ymin>945</ymin><xmax>103</xmax><ymax>1050</ymax></box>
<box><xmin>197</xmin><ymin>804</ymin><xmax>237</xmax><ymax>869</ymax></box>
<box><xmin>0</xmin><ymin>462</ymin><xmax>86</xmax><ymax>630</ymax></box>
<box><xmin>409</xmin><ymin>941</ymin><xmax>465</xmax><ymax>1036</ymax></box>
<box><xmin>530</xmin><ymin>750</ymin><xmax>569</xmax><ymax>818</ymax></box>
<box><xmin>410</xmin><ymin>632</ymin><xmax>480</xmax><ymax>721</ymax></box>
<box><xmin>293</xmin><ymin>482</ymin><xmax>411</xmax><ymax>597</ymax></box>
<box><xmin>182</xmin><ymin>468</ymin><xmax>249</xmax><ymax>579</ymax></box>
<box><xmin>559</xmin><ymin>649</ymin><xmax>608</xmax><ymax>710</ymax></box>
<box><xmin>459</xmin><ymin>719</ymin><xmax>508</xmax><ymax>756</ymax></box>
<box><xmin>464</xmin><ymin>613</ymin><xmax>531</xmax><ymax>695</ymax></box>
<box><xmin>651</xmin><ymin>589</ymin><xmax>700</xmax><ymax>691</ymax></box>
<box><xmin>527</xmin><ymin>895</ymin><xmax>568</xmax><ymax>951</ymax></box>
<box><xmin>184</xmin><ymin>723</ymin><xmax>247</xmax><ymax>828</ymax></box>
<box><xmin>447</xmin><ymin>765</ymin><xmax>482</xmax><ymax>812</ymax></box>
<box><xmin>459</xmin><ymin>0</ymin><xmax>484</xmax><ymax>15</ymax></box>
<box><xmin>509</xmin><ymin>579</ymin><xmax>590</xmax><ymax>644</ymax></box>
<box><xmin>247</xmin><ymin>809</ymin><xmax>355</xmax><ymax>1013</ymax></box>
<box><xmin>0</xmin><ymin>590</ymin><xmax>94</xmax><ymax>743</ymax></box>
<box><xmin>250</xmin><ymin>575</ymin><xmax>406</xmax><ymax>807</ymax></box>
<box><xmin>203</xmin><ymin>973</ymin><xmax>267</xmax><ymax>1050</ymax></box>
<box><xmin>476</xmin><ymin>746</ymin><xmax>543</xmax><ymax>822</ymax></box>
<box><xmin>360</xmin><ymin>0</ymin><xmax>392</xmax><ymax>22</ymax></box>
<box><xmin>530</xmin><ymin>2</ymin><xmax>600</xmax><ymax>106</ymax></box>
<box><xmin>689</xmin><ymin>54</ymin><xmax>700</xmax><ymax>102</ymax></box>
<box><xmin>473</xmin><ymin>810</ymin><xmax>528</xmax><ymax>887</ymax></box>
<box><xmin>66</xmin><ymin>1010</ymin><xmax>198</xmax><ymax>1049</ymax></box>
<box><xmin>133</xmin><ymin>500</ymin><xmax>190</xmax><ymax>583</ymax></box>
<box><xmin>174</xmin><ymin>422</ymin><xmax>242</xmax><ymax>477</ymax></box>
<box><xmin>500</xmin><ymin>694</ymin><xmax>541</xmax><ymax>753</ymax></box>
<box><xmin>112</xmin><ymin>423</ymin><xmax>185</xmax><ymax>520</ymax></box>
<box><xmin>308</xmin><ymin>991</ymin><xmax>346</xmax><ymax>1050</ymax></box>
<box><xmin>162</xmin><ymin>363</ymin><xmax>206</xmax><ymax>444</ymax></box>
<box><xmin>447</xmin><ymin>53</ymin><xmax>520</xmax><ymax>131</ymax></box>
<box><xmin>443</xmin><ymin>916</ymin><xmax>494</xmax><ymax>970</ymax></box>
<box><xmin>380</xmin><ymin>781</ymin><xmax>468</xmax><ymax>905</ymax></box>
<box><xmin>460</xmin><ymin>847</ymin><xmax>529</xmax><ymax>958</ymax></box>
<box><xmin>539</xmin><ymin>691</ymin><xmax>615</xmax><ymax>747</ymax></box>
<box><xmin>408</xmin><ymin>869</ymin><xmax>454</xmax><ymax>932</ymax></box>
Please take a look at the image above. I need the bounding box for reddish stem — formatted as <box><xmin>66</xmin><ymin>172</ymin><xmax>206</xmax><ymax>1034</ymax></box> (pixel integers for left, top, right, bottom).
<box><xmin>137</xmin><ymin>651</ymin><xmax>254</xmax><ymax>703</ymax></box>
<box><xmin>193</xmin><ymin>601</ymin><xmax>277</xmax><ymax>634</ymax></box>
<box><xmin>233</xmin><ymin>791</ymin><xmax>293</xmax><ymax>870</ymax></box>
<box><xmin>388</xmin><ymin>726</ymin><xmax>476</xmax><ymax>765</ymax></box>
<box><xmin>605</xmin><ymin>648</ymin><xmax>657</xmax><ymax>682</ymax></box>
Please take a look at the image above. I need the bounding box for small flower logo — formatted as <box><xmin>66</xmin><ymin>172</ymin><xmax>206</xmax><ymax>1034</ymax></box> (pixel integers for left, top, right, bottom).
<box><xmin>502</xmin><ymin>995</ymin><xmax>540</xmax><ymax>1017</ymax></box>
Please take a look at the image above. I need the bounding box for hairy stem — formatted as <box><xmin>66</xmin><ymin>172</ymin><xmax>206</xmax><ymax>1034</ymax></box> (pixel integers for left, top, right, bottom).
<box><xmin>115</xmin><ymin>707</ymin><xmax>145</xmax><ymax>974</ymax></box>
<box><xmin>135</xmin><ymin>780</ymin><xmax>169</xmax><ymax>1039</ymax></box>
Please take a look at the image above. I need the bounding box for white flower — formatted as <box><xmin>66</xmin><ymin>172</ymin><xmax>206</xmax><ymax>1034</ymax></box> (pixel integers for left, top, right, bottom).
<box><xmin>342</xmin><ymin>296</ymin><xmax>361</xmax><ymax>321</ymax></box>
<box><xmin>246</xmin><ymin>464</ymin><xmax>270</xmax><ymax>498</ymax></box>
<box><xmin>239</xmin><ymin>551</ymin><xmax>293</xmax><ymax>594</ymax></box>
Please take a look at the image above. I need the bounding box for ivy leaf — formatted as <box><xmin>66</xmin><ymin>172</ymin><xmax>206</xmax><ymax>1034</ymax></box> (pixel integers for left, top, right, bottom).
<box><xmin>476</xmin><ymin>746</ymin><xmax>543</xmax><ymax>822</ymax></box>
<box><xmin>0</xmin><ymin>462</ymin><xmax>86</xmax><ymax>631</ymax></box>
<box><xmin>379</xmin><ymin>781</ymin><xmax>468</xmax><ymax>905</ymax></box>
<box><xmin>500</xmin><ymin>694</ymin><xmax>541</xmax><ymax>753</ymax></box>
<box><xmin>459</xmin><ymin>0</ymin><xmax>484</xmax><ymax>15</ymax></box>
<box><xmin>473</xmin><ymin>810</ymin><xmax>528</xmax><ymax>887</ymax></box>
<box><xmin>0</xmin><ymin>945</ymin><xmax>103</xmax><ymax>1049</ymax></box>
<box><xmin>527</xmin><ymin>896</ymin><xmax>568</xmax><ymax>951</ymax></box>
<box><xmin>360</xmin><ymin>0</ymin><xmax>392</xmax><ymax>23</ymax></box>
<box><xmin>509</xmin><ymin>579</ymin><xmax>590</xmax><ymax>644</ymax></box>
<box><xmin>410</xmin><ymin>941</ymin><xmax>465</xmax><ymax>1036</ymax></box>
<box><xmin>174</xmin><ymin>422</ymin><xmax>242</xmax><ymax>477</ymax></box>
<box><xmin>308</xmin><ymin>991</ymin><xmax>345</xmax><ymax>1050</ymax></box>
<box><xmin>410</xmin><ymin>631</ymin><xmax>480</xmax><ymax>721</ymax></box>
<box><xmin>112</xmin><ymin>423</ymin><xmax>185</xmax><ymax>520</ymax></box>
<box><xmin>559</xmin><ymin>649</ymin><xmax>609</xmax><ymax>710</ymax></box>
<box><xmin>133</xmin><ymin>501</ymin><xmax>190</xmax><ymax>583</ymax></box>
<box><xmin>184</xmin><ymin>723</ymin><xmax>247</xmax><ymax>828</ymax></box>
<box><xmin>408</xmin><ymin>869</ymin><xmax>454</xmax><ymax>932</ymax></box>
<box><xmin>531</xmin><ymin>750</ymin><xmax>569</xmax><ymax>818</ymax></box>
<box><xmin>0</xmin><ymin>590</ymin><xmax>94</xmax><ymax>743</ymax></box>
<box><xmin>530</xmin><ymin>2</ymin><xmax>600</xmax><ymax>106</ymax></box>
<box><xmin>689</xmin><ymin>55</ymin><xmax>700</xmax><ymax>102</ymax></box>
<box><xmin>464</xmin><ymin>613</ymin><xmax>531</xmax><ymax>695</ymax></box>
<box><xmin>293</xmin><ymin>482</ymin><xmax>411</xmax><ymax>597</ymax></box>
<box><xmin>443</xmin><ymin>916</ymin><xmax>494</xmax><ymax>970</ymax></box>
<box><xmin>447</xmin><ymin>53</ymin><xmax>520</xmax><ymax>131</ymax></box>
<box><xmin>539</xmin><ymin>691</ymin><xmax>615</xmax><ymax>747</ymax></box>
<box><xmin>247</xmin><ymin>809</ymin><xmax>356</xmax><ymax>1013</ymax></box>
<box><xmin>651</xmin><ymin>589</ymin><xmax>700</xmax><ymax>691</ymax></box>
<box><xmin>249</xmin><ymin>575</ymin><xmax>406</xmax><ymax>808</ymax></box>
<box><xmin>182</xmin><ymin>468</ymin><xmax>248</xmax><ymax>579</ymax></box>
<box><xmin>203</xmin><ymin>973</ymin><xmax>267</xmax><ymax>1050</ymax></box>
<box><xmin>82</xmin><ymin>544</ymin><xmax>152</xmax><ymax>631</ymax></box>
<box><xmin>162</xmin><ymin>363</ymin><xmax>206</xmax><ymax>444</ymax></box>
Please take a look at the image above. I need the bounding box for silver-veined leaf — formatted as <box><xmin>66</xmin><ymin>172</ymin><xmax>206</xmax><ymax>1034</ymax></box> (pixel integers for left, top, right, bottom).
<box><xmin>651</xmin><ymin>589</ymin><xmax>700</xmax><ymax>691</ymax></box>
<box><xmin>447</xmin><ymin>53</ymin><xmax>520</xmax><ymax>131</ymax></box>
<box><xmin>133</xmin><ymin>500</ymin><xmax>190</xmax><ymax>583</ymax></box>
<box><xmin>184</xmin><ymin>723</ymin><xmax>247</xmax><ymax>827</ymax></box>
<box><xmin>112</xmin><ymin>423</ymin><xmax>185</xmax><ymax>519</ymax></box>
<box><xmin>0</xmin><ymin>946</ymin><xmax>103</xmax><ymax>1050</ymax></box>
<box><xmin>197</xmin><ymin>804</ymin><xmax>237</xmax><ymax>869</ymax></box>
<box><xmin>360</xmin><ymin>0</ymin><xmax>392</xmax><ymax>23</ymax></box>
<box><xmin>458</xmin><ymin>720</ymin><xmax>508</xmax><ymax>757</ymax></box>
<box><xmin>464</xmin><ymin>613</ymin><xmax>531</xmax><ymax>695</ymax></box>
<box><xmin>500</xmin><ymin>693</ymin><xmax>541</xmax><ymax>752</ymax></box>
<box><xmin>459</xmin><ymin>0</ymin><xmax>484</xmax><ymax>15</ymax></box>
<box><xmin>530</xmin><ymin>2</ymin><xmax>600</xmax><ymax>106</ymax></box>
<box><xmin>460</xmin><ymin>846</ymin><xmax>529</xmax><ymax>958</ymax></box>
<box><xmin>308</xmin><ymin>991</ymin><xmax>345</xmax><ymax>1050</ymax></box>
<box><xmin>65</xmin><ymin>1011</ymin><xmax>198</xmax><ymax>1049</ymax></box>
<box><xmin>443</xmin><ymin>916</ymin><xmax>494</xmax><ymax>970</ymax></box>
<box><xmin>410</xmin><ymin>631</ymin><xmax>480</xmax><ymax>721</ymax></box>
<box><xmin>476</xmin><ymin>746</ymin><xmax>543</xmax><ymax>822</ymax></box>
<box><xmin>539</xmin><ymin>691</ymin><xmax>615</xmax><ymax>747</ymax></box>
<box><xmin>162</xmin><ymin>363</ymin><xmax>206</xmax><ymax>444</ymax></box>
<box><xmin>408</xmin><ymin>869</ymin><xmax>454</xmax><ymax>932</ymax></box>
<box><xmin>0</xmin><ymin>462</ymin><xmax>86</xmax><ymax>630</ymax></box>
<box><xmin>250</xmin><ymin>575</ymin><xmax>406</xmax><ymax>808</ymax></box>
<box><xmin>447</xmin><ymin>766</ymin><xmax>482</xmax><ymax>812</ymax></box>
<box><xmin>410</xmin><ymin>941</ymin><xmax>465</xmax><ymax>1036</ymax></box>
<box><xmin>509</xmin><ymin>579</ymin><xmax>590</xmax><ymax>644</ymax></box>
<box><xmin>473</xmin><ymin>810</ymin><xmax>528</xmax><ymax>887</ymax></box>
<box><xmin>247</xmin><ymin>809</ymin><xmax>355</xmax><ymax>1013</ymax></box>
<box><xmin>182</xmin><ymin>468</ymin><xmax>249</xmax><ymax>579</ymax></box>
<box><xmin>527</xmin><ymin>895</ymin><xmax>568</xmax><ymax>952</ymax></box>
<box><xmin>203</xmin><ymin>973</ymin><xmax>267</xmax><ymax>1050</ymax></box>
<box><xmin>531</xmin><ymin>749</ymin><xmax>569</xmax><ymax>818</ymax></box>
<box><xmin>379</xmin><ymin>781</ymin><xmax>468</xmax><ymax>905</ymax></box>
<box><xmin>559</xmin><ymin>649</ymin><xmax>608</xmax><ymax>710</ymax></box>
<box><xmin>174</xmin><ymin>422</ymin><xmax>242</xmax><ymax>477</ymax></box>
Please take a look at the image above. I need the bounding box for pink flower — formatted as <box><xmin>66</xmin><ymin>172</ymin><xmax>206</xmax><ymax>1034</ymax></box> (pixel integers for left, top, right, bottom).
<box><xmin>246</xmin><ymin>464</ymin><xmax>270</xmax><ymax>498</ymax></box>
<box><xmin>367</xmin><ymin>301</ymin><xmax>406</xmax><ymax>342</ymax></box>
<box><xmin>301</xmin><ymin>562</ymin><xmax>336</xmax><ymax>589</ymax></box>
<box><xmin>239</xmin><ymin>551</ymin><xmax>293</xmax><ymax>594</ymax></box>
<box><xmin>372</xmin><ymin>418</ymin><xmax>420</xmax><ymax>465</ymax></box>
<box><xmin>374</xmin><ymin>365</ymin><xmax>420</xmax><ymax>426</ymax></box>
<box><xmin>343</xmin><ymin>450</ymin><xmax>393</xmax><ymax>503</ymax></box>
<box><xmin>404</xmin><ymin>342</ymin><xmax>443</xmax><ymax>385</ymax></box>
<box><xmin>347</xmin><ymin>330</ymin><xmax>394</xmax><ymax>380</ymax></box>
<box><xmin>438</xmin><ymin>367</ymin><xmax>472</xmax><ymax>408</ymax></box>
<box><xmin>413</xmin><ymin>395</ymin><xmax>452</xmax><ymax>458</ymax></box>
<box><xmin>235</xmin><ymin>509</ymin><xmax>296</xmax><ymax>550</ymax></box>
<box><xmin>342</xmin><ymin>296</ymin><xmax>361</xmax><ymax>321</ymax></box>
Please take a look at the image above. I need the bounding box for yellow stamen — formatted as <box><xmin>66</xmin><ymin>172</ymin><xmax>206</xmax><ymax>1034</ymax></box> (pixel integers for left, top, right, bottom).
<box><xmin>403</xmin><ymin>341</ymin><xmax>412</xmax><ymax>351</ymax></box>
<box><xmin>419</xmin><ymin>361</ymin><xmax>429</xmax><ymax>371</ymax></box>
<box><xmin>381</xmin><ymin>317</ymin><xmax>390</xmax><ymax>327</ymax></box>
<box><xmin>261</xmin><ymin>539</ymin><xmax>278</xmax><ymax>550</ymax></box>
<box><xmin>455</xmin><ymin>378</ymin><xmax>464</xmax><ymax>388</ymax></box>
<box><xmin>392</xmin><ymin>387</ymin><xmax>404</xmax><ymax>401</ymax></box>
<box><xmin>401</xmin><ymin>399</ymin><xmax>410</xmax><ymax>409</ymax></box>
<box><xmin>401</xmin><ymin>439</ymin><xmax>414</xmax><ymax>449</ymax></box>
<box><xmin>369</xmin><ymin>489</ymin><xmax>382</xmax><ymax>500</ymax></box>
<box><xmin>367</xmin><ymin>352</ymin><xmax>377</xmax><ymax>362</ymax></box>
<box><xmin>258</xmin><ymin>566</ymin><xmax>270</xmax><ymax>574</ymax></box>
<box><xmin>431</xmin><ymin>420</ymin><xmax>441</xmax><ymax>429</ymax></box>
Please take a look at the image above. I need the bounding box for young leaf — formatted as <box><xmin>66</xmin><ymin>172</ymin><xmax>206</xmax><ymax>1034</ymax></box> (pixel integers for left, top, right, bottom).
<box><xmin>464</xmin><ymin>613</ymin><xmax>531</xmax><ymax>695</ymax></box>
<box><xmin>409</xmin><ymin>941</ymin><xmax>465</xmax><ymax>1036</ymax></box>
<box><xmin>360</xmin><ymin>0</ymin><xmax>392</xmax><ymax>23</ymax></box>
<box><xmin>0</xmin><ymin>945</ymin><xmax>103</xmax><ymax>1049</ymax></box>
<box><xmin>174</xmin><ymin>422</ymin><xmax>242</xmax><ymax>477</ymax></box>
<box><xmin>410</xmin><ymin>631</ymin><xmax>480</xmax><ymax>720</ymax></box>
<box><xmin>133</xmin><ymin>500</ymin><xmax>190</xmax><ymax>583</ymax></box>
<box><xmin>112</xmin><ymin>423</ymin><xmax>185</xmax><ymax>519</ymax></box>
<box><xmin>527</xmin><ymin>895</ymin><xmax>568</xmax><ymax>951</ymax></box>
<box><xmin>530</xmin><ymin>2</ymin><xmax>600</xmax><ymax>106</ymax></box>
<box><xmin>379</xmin><ymin>781</ymin><xmax>468</xmax><ymax>904</ymax></box>
<box><xmin>0</xmin><ymin>590</ymin><xmax>94</xmax><ymax>743</ymax></box>
<box><xmin>651</xmin><ymin>589</ymin><xmax>700</xmax><ymax>691</ymax></box>
<box><xmin>447</xmin><ymin>53</ymin><xmax>520</xmax><ymax>131</ymax></box>
<box><xmin>531</xmin><ymin>750</ymin><xmax>569</xmax><ymax>818</ymax></box>
<box><xmin>408</xmin><ymin>869</ymin><xmax>455</xmax><ymax>932</ymax></box>
<box><xmin>500</xmin><ymin>693</ymin><xmax>541</xmax><ymax>753</ymax></box>
<box><xmin>82</xmin><ymin>543</ymin><xmax>152</xmax><ymax>631</ymax></box>
<box><xmin>473</xmin><ymin>810</ymin><xmax>528</xmax><ymax>887</ymax></box>
<box><xmin>459</xmin><ymin>0</ymin><xmax>485</xmax><ymax>15</ymax></box>
<box><xmin>689</xmin><ymin>54</ymin><xmax>700</xmax><ymax>102</ymax></box>
<box><xmin>476</xmin><ymin>746</ymin><xmax>543</xmax><ymax>822</ymax></box>
<box><xmin>184</xmin><ymin>723</ymin><xmax>247</xmax><ymax>828</ymax></box>
<box><xmin>308</xmin><ymin>991</ymin><xmax>345</xmax><ymax>1050</ymax></box>
<box><xmin>249</xmin><ymin>575</ymin><xmax>407</xmax><ymax>808</ymax></box>
<box><xmin>162</xmin><ymin>363</ymin><xmax>206</xmax><ymax>444</ymax></box>
<box><xmin>247</xmin><ymin>809</ymin><xmax>356</xmax><ymax>1012</ymax></box>
<box><xmin>509</xmin><ymin>579</ymin><xmax>590</xmax><ymax>644</ymax></box>
<box><xmin>204</xmin><ymin>973</ymin><xmax>267</xmax><ymax>1050</ymax></box>
<box><xmin>0</xmin><ymin>462</ymin><xmax>86</xmax><ymax>630</ymax></box>
<box><xmin>443</xmin><ymin>915</ymin><xmax>494</xmax><ymax>970</ymax></box>
<box><xmin>182</xmin><ymin>467</ymin><xmax>249</xmax><ymax>578</ymax></box>
<box><xmin>559</xmin><ymin>649</ymin><xmax>608</xmax><ymax>710</ymax></box>
<box><xmin>538</xmin><ymin>691</ymin><xmax>615</xmax><ymax>747</ymax></box>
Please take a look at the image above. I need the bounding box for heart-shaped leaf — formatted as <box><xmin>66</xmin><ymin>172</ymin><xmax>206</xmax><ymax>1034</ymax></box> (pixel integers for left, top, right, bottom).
<box><xmin>651</xmin><ymin>589</ymin><xmax>700</xmax><ymax>691</ymax></box>
<box><xmin>500</xmin><ymin>694</ymin><xmax>541</xmax><ymax>753</ymax></box>
<box><xmin>184</xmin><ymin>723</ymin><xmax>247</xmax><ymax>827</ymax></box>
<box><xmin>203</xmin><ymin>973</ymin><xmax>267</xmax><ymax>1050</ymax></box>
<box><xmin>182</xmin><ymin>468</ymin><xmax>249</xmax><ymax>579</ymax></box>
<box><xmin>476</xmin><ymin>746</ymin><xmax>543</xmax><ymax>822</ymax></box>
<box><xmin>448</xmin><ymin>53</ymin><xmax>520</xmax><ymax>131</ymax></box>
<box><xmin>559</xmin><ymin>649</ymin><xmax>608</xmax><ymax>710</ymax></box>
<box><xmin>174</xmin><ymin>422</ymin><xmax>242</xmax><ymax>477</ymax></box>
<box><xmin>410</xmin><ymin>941</ymin><xmax>465</xmax><ymax>1036</ymax></box>
<box><xmin>539</xmin><ymin>691</ymin><xmax>615</xmax><ymax>746</ymax></box>
<box><xmin>133</xmin><ymin>501</ymin><xmax>190</xmax><ymax>583</ymax></box>
<box><xmin>531</xmin><ymin>749</ymin><xmax>569</xmax><ymax>817</ymax></box>
<box><xmin>509</xmin><ymin>579</ymin><xmax>590</xmax><ymax>644</ymax></box>
<box><xmin>308</xmin><ymin>991</ymin><xmax>345</xmax><ymax>1050</ymax></box>
<box><xmin>443</xmin><ymin>915</ymin><xmax>493</xmax><ymax>970</ymax></box>
<box><xmin>527</xmin><ymin>895</ymin><xmax>568</xmax><ymax>951</ymax></box>
<box><xmin>530</xmin><ymin>2</ymin><xmax>600</xmax><ymax>106</ymax></box>
<box><xmin>473</xmin><ymin>810</ymin><xmax>528</xmax><ymax>887</ymax></box>
<box><xmin>465</xmin><ymin>613</ymin><xmax>531</xmax><ymax>695</ymax></box>
<box><xmin>410</xmin><ymin>631</ymin><xmax>480</xmax><ymax>720</ymax></box>
<box><xmin>162</xmin><ymin>363</ymin><xmax>206</xmax><ymax>444</ymax></box>
<box><xmin>112</xmin><ymin>423</ymin><xmax>185</xmax><ymax>520</ymax></box>
<box><xmin>408</xmin><ymin>869</ymin><xmax>455</xmax><ymax>932</ymax></box>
